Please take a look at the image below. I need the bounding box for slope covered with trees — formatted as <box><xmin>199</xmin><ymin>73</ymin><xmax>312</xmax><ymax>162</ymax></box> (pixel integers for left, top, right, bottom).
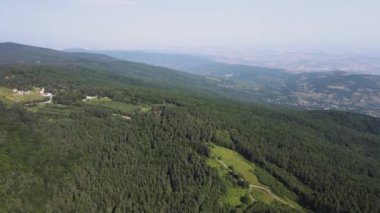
<box><xmin>0</xmin><ymin>43</ymin><xmax>379</xmax><ymax>212</ymax></box>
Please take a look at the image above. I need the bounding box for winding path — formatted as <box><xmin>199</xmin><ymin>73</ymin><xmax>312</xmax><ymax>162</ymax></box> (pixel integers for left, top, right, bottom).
<box><xmin>249</xmin><ymin>184</ymin><xmax>295</xmax><ymax>208</ymax></box>
<box><xmin>213</xmin><ymin>155</ymin><xmax>295</xmax><ymax>208</ymax></box>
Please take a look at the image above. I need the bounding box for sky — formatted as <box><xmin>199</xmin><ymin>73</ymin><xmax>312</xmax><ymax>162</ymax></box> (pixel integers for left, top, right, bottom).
<box><xmin>0</xmin><ymin>0</ymin><xmax>379</xmax><ymax>53</ymax></box>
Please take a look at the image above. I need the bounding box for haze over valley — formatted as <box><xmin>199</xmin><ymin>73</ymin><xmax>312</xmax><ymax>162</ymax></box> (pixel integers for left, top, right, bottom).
<box><xmin>67</xmin><ymin>48</ymin><xmax>380</xmax><ymax>117</ymax></box>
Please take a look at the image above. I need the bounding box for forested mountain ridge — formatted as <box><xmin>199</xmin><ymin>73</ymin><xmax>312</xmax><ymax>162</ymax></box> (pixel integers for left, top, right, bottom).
<box><xmin>0</xmin><ymin>42</ymin><xmax>118</xmax><ymax>64</ymax></box>
<box><xmin>0</xmin><ymin>42</ymin><xmax>258</xmax><ymax>102</ymax></box>
<box><xmin>0</xmin><ymin>43</ymin><xmax>380</xmax><ymax>212</ymax></box>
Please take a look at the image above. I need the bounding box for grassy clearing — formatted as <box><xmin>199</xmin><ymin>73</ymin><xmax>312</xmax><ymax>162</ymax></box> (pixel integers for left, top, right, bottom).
<box><xmin>214</xmin><ymin>129</ymin><xmax>234</xmax><ymax>147</ymax></box>
<box><xmin>140</xmin><ymin>106</ymin><xmax>152</xmax><ymax>113</ymax></box>
<box><xmin>224</xmin><ymin>187</ymin><xmax>249</xmax><ymax>207</ymax></box>
<box><xmin>254</xmin><ymin>166</ymin><xmax>302</xmax><ymax>208</ymax></box>
<box><xmin>86</xmin><ymin>98</ymin><xmax>178</xmax><ymax>114</ymax></box>
<box><xmin>251</xmin><ymin>188</ymin><xmax>274</xmax><ymax>204</ymax></box>
<box><xmin>33</xmin><ymin>104</ymin><xmax>78</xmax><ymax>119</ymax></box>
<box><xmin>153</xmin><ymin>103</ymin><xmax>177</xmax><ymax>108</ymax></box>
<box><xmin>211</xmin><ymin>145</ymin><xmax>259</xmax><ymax>185</ymax></box>
<box><xmin>27</xmin><ymin>104</ymin><xmax>45</xmax><ymax>113</ymax></box>
<box><xmin>86</xmin><ymin>97</ymin><xmax>142</xmax><ymax>113</ymax></box>
<box><xmin>0</xmin><ymin>87</ymin><xmax>44</xmax><ymax>105</ymax></box>
<box><xmin>207</xmin><ymin>156</ymin><xmax>228</xmax><ymax>176</ymax></box>
<box><xmin>208</xmin><ymin>144</ymin><xmax>302</xmax><ymax>210</ymax></box>
<box><xmin>207</xmin><ymin>156</ymin><xmax>250</xmax><ymax>207</ymax></box>
<box><xmin>207</xmin><ymin>144</ymin><xmax>265</xmax><ymax>208</ymax></box>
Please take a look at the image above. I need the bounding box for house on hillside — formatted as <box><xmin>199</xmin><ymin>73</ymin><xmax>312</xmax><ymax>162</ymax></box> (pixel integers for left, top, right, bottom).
<box><xmin>13</xmin><ymin>88</ymin><xmax>31</xmax><ymax>95</ymax></box>
<box><xmin>40</xmin><ymin>88</ymin><xmax>52</xmax><ymax>97</ymax></box>
<box><xmin>85</xmin><ymin>95</ymin><xmax>98</xmax><ymax>100</ymax></box>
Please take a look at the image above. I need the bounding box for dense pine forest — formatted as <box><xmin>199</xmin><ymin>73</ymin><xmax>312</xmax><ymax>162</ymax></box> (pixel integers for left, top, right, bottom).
<box><xmin>1</xmin><ymin>43</ymin><xmax>380</xmax><ymax>212</ymax></box>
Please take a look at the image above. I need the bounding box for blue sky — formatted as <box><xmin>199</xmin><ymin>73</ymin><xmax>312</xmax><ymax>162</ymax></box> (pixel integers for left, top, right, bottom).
<box><xmin>0</xmin><ymin>0</ymin><xmax>379</xmax><ymax>52</ymax></box>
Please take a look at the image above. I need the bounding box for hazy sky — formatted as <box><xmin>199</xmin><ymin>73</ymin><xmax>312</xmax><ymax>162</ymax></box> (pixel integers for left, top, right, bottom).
<box><xmin>1</xmin><ymin>0</ymin><xmax>379</xmax><ymax>52</ymax></box>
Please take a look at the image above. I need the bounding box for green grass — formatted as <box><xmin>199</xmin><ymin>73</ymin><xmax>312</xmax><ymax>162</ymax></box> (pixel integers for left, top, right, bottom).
<box><xmin>32</xmin><ymin>104</ymin><xmax>78</xmax><ymax>119</ymax></box>
<box><xmin>251</xmin><ymin>188</ymin><xmax>274</xmax><ymax>204</ymax></box>
<box><xmin>214</xmin><ymin>129</ymin><xmax>234</xmax><ymax>146</ymax></box>
<box><xmin>207</xmin><ymin>144</ymin><xmax>263</xmax><ymax>208</ymax></box>
<box><xmin>27</xmin><ymin>104</ymin><xmax>45</xmax><ymax>112</ymax></box>
<box><xmin>208</xmin><ymin>144</ymin><xmax>302</xmax><ymax>210</ymax></box>
<box><xmin>153</xmin><ymin>103</ymin><xmax>177</xmax><ymax>108</ymax></box>
<box><xmin>86</xmin><ymin>97</ymin><xmax>142</xmax><ymax>113</ymax></box>
<box><xmin>211</xmin><ymin>144</ymin><xmax>259</xmax><ymax>185</ymax></box>
<box><xmin>0</xmin><ymin>87</ymin><xmax>44</xmax><ymax>105</ymax></box>
<box><xmin>224</xmin><ymin>187</ymin><xmax>250</xmax><ymax>207</ymax></box>
<box><xmin>207</xmin><ymin>157</ymin><xmax>228</xmax><ymax>176</ymax></box>
<box><xmin>207</xmin><ymin>156</ymin><xmax>249</xmax><ymax>207</ymax></box>
<box><xmin>140</xmin><ymin>106</ymin><xmax>152</xmax><ymax>113</ymax></box>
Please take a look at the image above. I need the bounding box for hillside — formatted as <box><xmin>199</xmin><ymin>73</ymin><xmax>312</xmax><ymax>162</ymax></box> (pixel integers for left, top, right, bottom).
<box><xmin>0</xmin><ymin>42</ymin><xmax>118</xmax><ymax>64</ymax></box>
<box><xmin>0</xmin><ymin>43</ymin><xmax>259</xmax><ymax>102</ymax></box>
<box><xmin>1</xmin><ymin>43</ymin><xmax>380</xmax><ymax>212</ymax></box>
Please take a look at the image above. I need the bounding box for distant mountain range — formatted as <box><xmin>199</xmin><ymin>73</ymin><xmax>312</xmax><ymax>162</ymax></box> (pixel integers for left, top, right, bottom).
<box><xmin>65</xmin><ymin>49</ymin><xmax>380</xmax><ymax>117</ymax></box>
<box><xmin>1</xmin><ymin>43</ymin><xmax>118</xmax><ymax>64</ymax></box>
<box><xmin>64</xmin><ymin>48</ymin><xmax>216</xmax><ymax>70</ymax></box>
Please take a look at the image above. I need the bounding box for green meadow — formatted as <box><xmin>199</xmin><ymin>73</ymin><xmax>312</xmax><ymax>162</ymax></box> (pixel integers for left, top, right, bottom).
<box><xmin>0</xmin><ymin>87</ymin><xmax>45</xmax><ymax>105</ymax></box>
<box><xmin>207</xmin><ymin>143</ymin><xmax>301</xmax><ymax>210</ymax></box>
<box><xmin>86</xmin><ymin>97</ymin><xmax>145</xmax><ymax>113</ymax></box>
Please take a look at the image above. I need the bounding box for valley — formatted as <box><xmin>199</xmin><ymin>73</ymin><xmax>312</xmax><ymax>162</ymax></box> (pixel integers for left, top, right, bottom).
<box><xmin>90</xmin><ymin>50</ymin><xmax>380</xmax><ymax>117</ymax></box>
